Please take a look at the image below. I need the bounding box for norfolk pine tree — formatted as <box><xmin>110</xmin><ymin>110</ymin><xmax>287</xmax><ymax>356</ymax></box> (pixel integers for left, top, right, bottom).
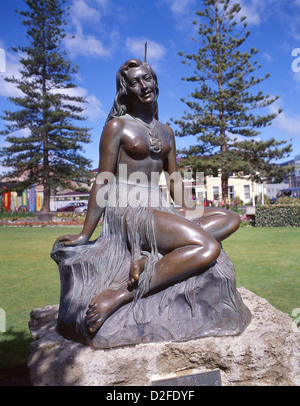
<box><xmin>174</xmin><ymin>0</ymin><xmax>293</xmax><ymax>201</ymax></box>
<box><xmin>0</xmin><ymin>0</ymin><xmax>92</xmax><ymax>212</ymax></box>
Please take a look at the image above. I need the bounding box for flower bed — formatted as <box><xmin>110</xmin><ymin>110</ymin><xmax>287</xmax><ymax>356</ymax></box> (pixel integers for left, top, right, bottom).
<box><xmin>0</xmin><ymin>212</ymin><xmax>103</xmax><ymax>227</ymax></box>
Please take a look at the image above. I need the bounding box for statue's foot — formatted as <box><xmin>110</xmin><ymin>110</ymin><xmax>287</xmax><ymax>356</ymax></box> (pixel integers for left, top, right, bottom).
<box><xmin>85</xmin><ymin>286</ymin><xmax>130</xmax><ymax>335</ymax></box>
<box><xmin>128</xmin><ymin>256</ymin><xmax>147</xmax><ymax>288</ymax></box>
<box><xmin>86</xmin><ymin>257</ymin><xmax>147</xmax><ymax>335</ymax></box>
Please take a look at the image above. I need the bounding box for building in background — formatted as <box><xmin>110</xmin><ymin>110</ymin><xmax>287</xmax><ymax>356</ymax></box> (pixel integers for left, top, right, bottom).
<box><xmin>280</xmin><ymin>154</ymin><xmax>300</xmax><ymax>188</ymax></box>
<box><xmin>266</xmin><ymin>154</ymin><xmax>300</xmax><ymax>199</ymax></box>
<box><xmin>205</xmin><ymin>173</ymin><xmax>265</xmax><ymax>206</ymax></box>
<box><xmin>2</xmin><ymin>155</ymin><xmax>299</xmax><ymax>211</ymax></box>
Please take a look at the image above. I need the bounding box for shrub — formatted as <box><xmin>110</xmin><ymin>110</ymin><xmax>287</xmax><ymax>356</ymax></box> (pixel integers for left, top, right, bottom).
<box><xmin>274</xmin><ymin>196</ymin><xmax>300</xmax><ymax>205</ymax></box>
<box><xmin>256</xmin><ymin>205</ymin><xmax>300</xmax><ymax>227</ymax></box>
<box><xmin>0</xmin><ymin>211</ymin><xmax>35</xmax><ymax>220</ymax></box>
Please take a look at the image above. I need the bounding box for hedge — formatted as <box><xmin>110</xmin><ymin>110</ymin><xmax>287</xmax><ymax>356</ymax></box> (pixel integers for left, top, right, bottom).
<box><xmin>256</xmin><ymin>205</ymin><xmax>300</xmax><ymax>227</ymax></box>
<box><xmin>274</xmin><ymin>197</ymin><xmax>300</xmax><ymax>205</ymax></box>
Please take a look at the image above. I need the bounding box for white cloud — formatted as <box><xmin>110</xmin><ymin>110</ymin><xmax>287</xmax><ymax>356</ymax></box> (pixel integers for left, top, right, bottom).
<box><xmin>0</xmin><ymin>38</ymin><xmax>5</xmax><ymax>49</ymax></box>
<box><xmin>262</xmin><ymin>53</ymin><xmax>275</xmax><ymax>63</ymax></box>
<box><xmin>0</xmin><ymin>45</ymin><xmax>105</xmax><ymax>123</ymax></box>
<box><xmin>54</xmin><ymin>86</ymin><xmax>105</xmax><ymax>122</ymax></box>
<box><xmin>270</xmin><ymin>101</ymin><xmax>300</xmax><ymax>139</ymax></box>
<box><xmin>0</xmin><ymin>51</ymin><xmax>23</xmax><ymax>98</ymax></box>
<box><xmin>167</xmin><ymin>0</ymin><xmax>197</xmax><ymax>16</ymax></box>
<box><xmin>70</xmin><ymin>0</ymin><xmax>101</xmax><ymax>30</ymax></box>
<box><xmin>293</xmin><ymin>72</ymin><xmax>300</xmax><ymax>83</ymax></box>
<box><xmin>64</xmin><ymin>32</ymin><xmax>110</xmax><ymax>58</ymax></box>
<box><xmin>237</xmin><ymin>0</ymin><xmax>263</xmax><ymax>25</ymax></box>
<box><xmin>236</xmin><ymin>0</ymin><xmax>292</xmax><ymax>27</ymax></box>
<box><xmin>0</xmin><ymin>48</ymin><xmax>5</xmax><ymax>73</ymax></box>
<box><xmin>64</xmin><ymin>0</ymin><xmax>112</xmax><ymax>58</ymax></box>
<box><xmin>237</xmin><ymin>0</ymin><xmax>300</xmax><ymax>45</ymax></box>
<box><xmin>158</xmin><ymin>0</ymin><xmax>198</xmax><ymax>32</ymax></box>
<box><xmin>275</xmin><ymin>111</ymin><xmax>300</xmax><ymax>139</ymax></box>
<box><xmin>85</xmin><ymin>94</ymin><xmax>106</xmax><ymax>121</ymax></box>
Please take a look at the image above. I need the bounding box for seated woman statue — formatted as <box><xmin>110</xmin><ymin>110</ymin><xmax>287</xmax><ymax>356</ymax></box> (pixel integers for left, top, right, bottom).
<box><xmin>53</xmin><ymin>59</ymin><xmax>241</xmax><ymax>336</ymax></box>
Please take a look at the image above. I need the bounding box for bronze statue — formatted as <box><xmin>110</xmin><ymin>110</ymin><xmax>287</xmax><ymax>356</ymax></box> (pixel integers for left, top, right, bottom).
<box><xmin>52</xmin><ymin>59</ymin><xmax>250</xmax><ymax>347</ymax></box>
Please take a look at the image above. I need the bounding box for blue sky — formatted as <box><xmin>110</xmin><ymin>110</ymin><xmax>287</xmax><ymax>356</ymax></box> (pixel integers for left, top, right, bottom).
<box><xmin>1</xmin><ymin>0</ymin><xmax>300</xmax><ymax>172</ymax></box>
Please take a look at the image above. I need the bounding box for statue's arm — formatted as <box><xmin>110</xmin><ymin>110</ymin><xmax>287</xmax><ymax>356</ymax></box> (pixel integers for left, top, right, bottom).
<box><xmin>163</xmin><ymin>126</ymin><xmax>193</xmax><ymax>209</ymax></box>
<box><xmin>53</xmin><ymin>119</ymin><xmax>123</xmax><ymax>249</ymax></box>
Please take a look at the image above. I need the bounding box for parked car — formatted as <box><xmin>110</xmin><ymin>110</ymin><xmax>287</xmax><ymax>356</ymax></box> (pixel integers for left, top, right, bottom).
<box><xmin>57</xmin><ymin>202</ymin><xmax>87</xmax><ymax>212</ymax></box>
<box><xmin>74</xmin><ymin>203</ymin><xmax>88</xmax><ymax>213</ymax></box>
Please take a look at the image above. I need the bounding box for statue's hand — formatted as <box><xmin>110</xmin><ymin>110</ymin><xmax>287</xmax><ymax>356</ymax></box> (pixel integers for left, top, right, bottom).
<box><xmin>52</xmin><ymin>233</ymin><xmax>89</xmax><ymax>250</ymax></box>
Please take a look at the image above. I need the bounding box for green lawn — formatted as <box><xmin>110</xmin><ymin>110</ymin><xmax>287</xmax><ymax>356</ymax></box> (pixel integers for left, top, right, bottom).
<box><xmin>0</xmin><ymin>226</ymin><xmax>299</xmax><ymax>369</ymax></box>
<box><xmin>0</xmin><ymin>226</ymin><xmax>100</xmax><ymax>369</ymax></box>
<box><xmin>222</xmin><ymin>226</ymin><xmax>300</xmax><ymax>315</ymax></box>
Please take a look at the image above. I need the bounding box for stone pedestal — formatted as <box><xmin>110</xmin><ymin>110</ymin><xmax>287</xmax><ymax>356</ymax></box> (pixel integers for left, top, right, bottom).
<box><xmin>27</xmin><ymin>288</ymin><xmax>300</xmax><ymax>386</ymax></box>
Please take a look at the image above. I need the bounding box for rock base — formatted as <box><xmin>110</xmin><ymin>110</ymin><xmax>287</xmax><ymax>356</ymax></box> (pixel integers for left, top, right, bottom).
<box><xmin>27</xmin><ymin>288</ymin><xmax>300</xmax><ymax>386</ymax></box>
<box><xmin>53</xmin><ymin>249</ymin><xmax>252</xmax><ymax>347</ymax></box>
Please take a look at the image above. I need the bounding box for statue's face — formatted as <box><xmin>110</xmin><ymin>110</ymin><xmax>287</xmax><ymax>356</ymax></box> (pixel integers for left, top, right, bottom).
<box><xmin>125</xmin><ymin>65</ymin><xmax>156</xmax><ymax>107</ymax></box>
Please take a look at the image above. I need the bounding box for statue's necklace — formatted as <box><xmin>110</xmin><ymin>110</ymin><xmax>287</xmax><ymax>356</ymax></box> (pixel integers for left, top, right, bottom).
<box><xmin>130</xmin><ymin>115</ymin><xmax>162</xmax><ymax>154</ymax></box>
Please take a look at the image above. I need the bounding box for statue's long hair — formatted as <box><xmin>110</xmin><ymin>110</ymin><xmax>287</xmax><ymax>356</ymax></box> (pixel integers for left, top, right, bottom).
<box><xmin>106</xmin><ymin>59</ymin><xmax>159</xmax><ymax>124</ymax></box>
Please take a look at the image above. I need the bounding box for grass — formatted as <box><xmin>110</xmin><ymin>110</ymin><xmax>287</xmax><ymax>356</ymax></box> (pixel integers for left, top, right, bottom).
<box><xmin>0</xmin><ymin>226</ymin><xmax>101</xmax><ymax>369</ymax></box>
<box><xmin>0</xmin><ymin>225</ymin><xmax>299</xmax><ymax>369</ymax></box>
<box><xmin>222</xmin><ymin>227</ymin><xmax>300</xmax><ymax>315</ymax></box>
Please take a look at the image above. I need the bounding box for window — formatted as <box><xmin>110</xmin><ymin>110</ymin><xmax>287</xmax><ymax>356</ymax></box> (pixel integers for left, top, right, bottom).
<box><xmin>212</xmin><ymin>186</ymin><xmax>220</xmax><ymax>200</ymax></box>
<box><xmin>228</xmin><ymin>186</ymin><xmax>235</xmax><ymax>200</ymax></box>
<box><xmin>244</xmin><ymin>185</ymin><xmax>251</xmax><ymax>200</ymax></box>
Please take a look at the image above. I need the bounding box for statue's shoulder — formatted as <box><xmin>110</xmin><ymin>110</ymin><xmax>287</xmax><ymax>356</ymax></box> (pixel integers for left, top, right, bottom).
<box><xmin>158</xmin><ymin>121</ymin><xmax>174</xmax><ymax>140</ymax></box>
<box><xmin>102</xmin><ymin>117</ymin><xmax>127</xmax><ymax>137</ymax></box>
<box><xmin>156</xmin><ymin>119</ymin><xmax>173</xmax><ymax>131</ymax></box>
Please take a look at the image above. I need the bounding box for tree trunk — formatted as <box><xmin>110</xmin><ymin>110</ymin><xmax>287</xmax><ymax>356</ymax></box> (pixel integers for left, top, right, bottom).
<box><xmin>41</xmin><ymin>32</ymin><xmax>50</xmax><ymax>213</ymax></box>
<box><xmin>41</xmin><ymin>19</ymin><xmax>50</xmax><ymax>214</ymax></box>
<box><xmin>41</xmin><ymin>128</ymin><xmax>50</xmax><ymax>213</ymax></box>
<box><xmin>221</xmin><ymin>171</ymin><xmax>229</xmax><ymax>202</ymax></box>
<box><xmin>42</xmin><ymin>179</ymin><xmax>50</xmax><ymax>213</ymax></box>
<box><xmin>216</xmin><ymin>0</ymin><xmax>228</xmax><ymax>202</ymax></box>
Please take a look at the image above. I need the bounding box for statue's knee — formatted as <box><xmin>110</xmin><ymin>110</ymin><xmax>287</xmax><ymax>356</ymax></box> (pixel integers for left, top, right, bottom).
<box><xmin>197</xmin><ymin>241</ymin><xmax>220</xmax><ymax>270</ymax></box>
<box><xmin>193</xmin><ymin>234</ymin><xmax>220</xmax><ymax>266</ymax></box>
<box><xmin>207</xmin><ymin>238</ymin><xmax>221</xmax><ymax>262</ymax></box>
<box><xmin>230</xmin><ymin>210</ymin><xmax>241</xmax><ymax>230</ymax></box>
